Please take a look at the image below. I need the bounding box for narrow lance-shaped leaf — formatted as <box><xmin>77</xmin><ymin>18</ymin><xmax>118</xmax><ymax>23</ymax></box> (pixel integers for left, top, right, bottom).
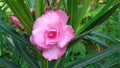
<box><xmin>0</xmin><ymin>20</ymin><xmax>35</xmax><ymax>51</ymax></box>
<box><xmin>68</xmin><ymin>3</ymin><xmax>119</xmax><ymax>51</ymax></box>
<box><xmin>101</xmin><ymin>57</ymin><xmax>120</xmax><ymax>68</ymax></box>
<box><xmin>0</xmin><ymin>30</ymin><xmax>2</xmax><ymax>46</ymax></box>
<box><xmin>0</xmin><ymin>58</ymin><xmax>20</xmax><ymax>68</ymax></box>
<box><xmin>63</xmin><ymin>0</ymin><xmax>67</xmax><ymax>10</ymax></box>
<box><xmin>67</xmin><ymin>0</ymin><xmax>78</xmax><ymax>25</ymax></box>
<box><xmin>4</xmin><ymin>0</ymin><xmax>33</xmax><ymax>33</ymax></box>
<box><xmin>86</xmin><ymin>36</ymin><xmax>110</xmax><ymax>48</ymax></box>
<box><xmin>52</xmin><ymin>0</ymin><xmax>56</xmax><ymax>6</ymax></box>
<box><xmin>27</xmin><ymin>0</ymin><xmax>35</xmax><ymax>8</ymax></box>
<box><xmin>68</xmin><ymin>44</ymin><xmax>120</xmax><ymax>68</ymax></box>
<box><xmin>91</xmin><ymin>32</ymin><xmax>118</xmax><ymax>44</ymax></box>
<box><xmin>77</xmin><ymin>0</ymin><xmax>115</xmax><ymax>35</ymax></box>
<box><xmin>75</xmin><ymin>0</ymin><xmax>91</xmax><ymax>33</ymax></box>
<box><xmin>35</xmin><ymin>0</ymin><xmax>45</xmax><ymax>18</ymax></box>
<box><xmin>17</xmin><ymin>0</ymin><xmax>33</xmax><ymax>21</ymax></box>
<box><xmin>13</xmin><ymin>39</ymin><xmax>40</xmax><ymax>68</ymax></box>
<box><xmin>80</xmin><ymin>4</ymin><xmax>120</xmax><ymax>34</ymax></box>
<box><xmin>0</xmin><ymin>31</ymin><xmax>3</xmax><ymax>56</ymax></box>
<box><xmin>72</xmin><ymin>3</ymin><xmax>120</xmax><ymax>42</ymax></box>
<box><xmin>0</xmin><ymin>3</ymin><xmax>6</xmax><ymax>10</ymax></box>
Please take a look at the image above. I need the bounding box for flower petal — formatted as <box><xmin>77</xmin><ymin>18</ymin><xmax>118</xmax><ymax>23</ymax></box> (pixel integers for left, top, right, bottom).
<box><xmin>33</xmin><ymin>10</ymin><xmax>68</xmax><ymax>30</ymax></box>
<box><xmin>10</xmin><ymin>16</ymin><xmax>21</xmax><ymax>27</ymax></box>
<box><xmin>31</xmin><ymin>28</ymin><xmax>51</xmax><ymax>50</ymax></box>
<box><xmin>30</xmin><ymin>35</ymin><xmax>36</xmax><ymax>45</ymax></box>
<box><xmin>58</xmin><ymin>25</ymin><xmax>75</xmax><ymax>48</ymax></box>
<box><xmin>55</xmin><ymin>10</ymin><xmax>68</xmax><ymax>25</ymax></box>
<box><xmin>42</xmin><ymin>46</ymin><xmax>66</xmax><ymax>61</ymax></box>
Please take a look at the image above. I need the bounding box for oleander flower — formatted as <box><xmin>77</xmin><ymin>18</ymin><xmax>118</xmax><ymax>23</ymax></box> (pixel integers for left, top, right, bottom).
<box><xmin>30</xmin><ymin>8</ymin><xmax>35</xmax><ymax>16</ymax></box>
<box><xmin>30</xmin><ymin>10</ymin><xmax>75</xmax><ymax>61</ymax></box>
<box><xmin>10</xmin><ymin>16</ymin><xmax>21</xmax><ymax>27</ymax></box>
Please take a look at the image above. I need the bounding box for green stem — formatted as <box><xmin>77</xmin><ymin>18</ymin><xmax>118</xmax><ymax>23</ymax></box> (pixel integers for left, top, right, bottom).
<box><xmin>54</xmin><ymin>58</ymin><xmax>61</xmax><ymax>68</ymax></box>
<box><xmin>38</xmin><ymin>51</ymin><xmax>48</xmax><ymax>68</ymax></box>
<box><xmin>43</xmin><ymin>59</ymin><xmax>48</xmax><ymax>68</ymax></box>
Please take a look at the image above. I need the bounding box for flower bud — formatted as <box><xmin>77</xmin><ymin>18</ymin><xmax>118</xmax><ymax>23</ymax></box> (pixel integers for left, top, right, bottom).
<box><xmin>10</xmin><ymin>16</ymin><xmax>21</xmax><ymax>27</ymax></box>
<box><xmin>30</xmin><ymin>8</ymin><xmax>35</xmax><ymax>16</ymax></box>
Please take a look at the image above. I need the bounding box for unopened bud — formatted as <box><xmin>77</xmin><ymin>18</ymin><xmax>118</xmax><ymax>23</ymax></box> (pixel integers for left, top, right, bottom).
<box><xmin>30</xmin><ymin>8</ymin><xmax>35</xmax><ymax>16</ymax></box>
<box><xmin>10</xmin><ymin>16</ymin><xmax>21</xmax><ymax>27</ymax></box>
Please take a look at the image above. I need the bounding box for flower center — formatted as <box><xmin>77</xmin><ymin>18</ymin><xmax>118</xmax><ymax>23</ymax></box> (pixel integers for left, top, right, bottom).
<box><xmin>47</xmin><ymin>30</ymin><xmax>57</xmax><ymax>39</ymax></box>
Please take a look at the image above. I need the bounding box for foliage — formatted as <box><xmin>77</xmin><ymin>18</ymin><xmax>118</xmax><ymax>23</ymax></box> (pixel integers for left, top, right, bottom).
<box><xmin>0</xmin><ymin>0</ymin><xmax>120</xmax><ymax>68</ymax></box>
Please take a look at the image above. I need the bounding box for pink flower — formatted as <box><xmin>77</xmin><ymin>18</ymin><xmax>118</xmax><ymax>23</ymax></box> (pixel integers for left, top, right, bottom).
<box><xmin>30</xmin><ymin>10</ymin><xmax>75</xmax><ymax>61</ymax></box>
<box><xmin>10</xmin><ymin>16</ymin><xmax>21</xmax><ymax>27</ymax></box>
<box><xmin>30</xmin><ymin>8</ymin><xmax>35</xmax><ymax>16</ymax></box>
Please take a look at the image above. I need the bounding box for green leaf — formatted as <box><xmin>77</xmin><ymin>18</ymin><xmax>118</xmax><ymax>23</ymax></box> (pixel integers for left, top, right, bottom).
<box><xmin>2</xmin><ymin>5</ymin><xmax>8</xmax><ymax>11</ymax></box>
<box><xmin>52</xmin><ymin>0</ymin><xmax>56</xmax><ymax>6</ymax></box>
<box><xmin>0</xmin><ymin>3</ymin><xmax>6</xmax><ymax>10</ymax></box>
<box><xmin>48</xmin><ymin>60</ymin><xmax>56</xmax><ymax>68</ymax></box>
<box><xmin>86</xmin><ymin>36</ymin><xmax>109</xmax><ymax>48</ymax></box>
<box><xmin>4</xmin><ymin>0</ymin><xmax>33</xmax><ymax>33</ymax></box>
<box><xmin>22</xmin><ymin>61</ymin><xmax>29</xmax><ymax>68</ymax></box>
<box><xmin>0</xmin><ymin>58</ymin><xmax>20</xmax><ymax>68</ymax></box>
<box><xmin>17</xmin><ymin>0</ymin><xmax>33</xmax><ymax>21</ymax></box>
<box><xmin>26</xmin><ymin>0</ymin><xmax>35</xmax><ymax>8</ymax></box>
<box><xmin>77</xmin><ymin>0</ymin><xmax>116</xmax><ymax>35</ymax></box>
<box><xmin>75</xmin><ymin>0</ymin><xmax>91</xmax><ymax>32</ymax></box>
<box><xmin>68</xmin><ymin>44</ymin><xmax>120</xmax><ymax>68</ymax></box>
<box><xmin>7</xmin><ymin>37</ymin><xmax>15</xmax><ymax>47</ymax></box>
<box><xmin>13</xmin><ymin>38</ymin><xmax>40</xmax><ymax>68</ymax></box>
<box><xmin>101</xmin><ymin>57</ymin><xmax>120</xmax><ymax>68</ymax></box>
<box><xmin>0</xmin><ymin>31</ymin><xmax>3</xmax><ymax>56</ymax></box>
<box><xmin>67</xmin><ymin>0</ymin><xmax>78</xmax><ymax>25</ymax></box>
<box><xmin>0</xmin><ymin>20</ymin><xmax>35</xmax><ymax>51</ymax></box>
<box><xmin>71</xmin><ymin>3</ymin><xmax>120</xmax><ymax>42</ymax></box>
<box><xmin>0</xmin><ymin>30</ymin><xmax>2</xmax><ymax>45</ymax></box>
<box><xmin>68</xmin><ymin>40</ymin><xmax>86</xmax><ymax>57</ymax></box>
<box><xmin>91</xmin><ymin>32</ymin><xmax>118</xmax><ymax>44</ymax></box>
<box><xmin>58</xmin><ymin>0</ymin><xmax>64</xmax><ymax>9</ymax></box>
<box><xmin>63</xmin><ymin>0</ymin><xmax>67</xmax><ymax>10</ymax></box>
<box><xmin>35</xmin><ymin>0</ymin><xmax>45</xmax><ymax>18</ymax></box>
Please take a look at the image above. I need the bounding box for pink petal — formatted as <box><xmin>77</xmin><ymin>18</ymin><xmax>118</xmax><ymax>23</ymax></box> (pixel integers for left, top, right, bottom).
<box><xmin>33</xmin><ymin>10</ymin><xmax>68</xmax><ymax>30</ymax></box>
<box><xmin>31</xmin><ymin>28</ymin><xmax>51</xmax><ymax>50</ymax></box>
<box><xmin>58</xmin><ymin>25</ymin><xmax>75</xmax><ymax>48</ymax></box>
<box><xmin>45</xmin><ymin>28</ymin><xmax>63</xmax><ymax>45</ymax></box>
<box><xmin>42</xmin><ymin>46</ymin><xmax>66</xmax><ymax>61</ymax></box>
<box><xmin>10</xmin><ymin>16</ymin><xmax>21</xmax><ymax>27</ymax></box>
<box><xmin>30</xmin><ymin>35</ymin><xmax>36</xmax><ymax>45</ymax></box>
<box><xmin>30</xmin><ymin>35</ymin><xmax>43</xmax><ymax>50</ymax></box>
<box><xmin>55</xmin><ymin>10</ymin><xmax>68</xmax><ymax>25</ymax></box>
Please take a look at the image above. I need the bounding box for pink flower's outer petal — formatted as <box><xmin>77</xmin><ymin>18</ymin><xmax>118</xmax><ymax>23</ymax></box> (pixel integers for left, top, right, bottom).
<box><xmin>30</xmin><ymin>35</ymin><xmax>44</xmax><ymax>50</ymax></box>
<box><xmin>33</xmin><ymin>10</ymin><xmax>68</xmax><ymax>30</ymax></box>
<box><xmin>55</xmin><ymin>10</ymin><xmax>68</xmax><ymax>25</ymax></box>
<box><xmin>33</xmin><ymin>11</ymin><xmax>60</xmax><ymax>30</ymax></box>
<box><xmin>30</xmin><ymin>35</ymin><xmax>36</xmax><ymax>45</ymax></box>
<box><xmin>31</xmin><ymin>28</ymin><xmax>52</xmax><ymax>50</ymax></box>
<box><xmin>10</xmin><ymin>16</ymin><xmax>21</xmax><ymax>27</ymax></box>
<box><xmin>58</xmin><ymin>25</ymin><xmax>75</xmax><ymax>48</ymax></box>
<box><xmin>42</xmin><ymin>46</ymin><xmax>66</xmax><ymax>61</ymax></box>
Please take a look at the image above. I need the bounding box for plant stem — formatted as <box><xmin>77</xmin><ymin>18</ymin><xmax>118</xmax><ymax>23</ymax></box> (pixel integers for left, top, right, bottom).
<box><xmin>38</xmin><ymin>51</ymin><xmax>48</xmax><ymax>68</ymax></box>
<box><xmin>43</xmin><ymin>59</ymin><xmax>48</xmax><ymax>68</ymax></box>
<box><xmin>54</xmin><ymin>58</ymin><xmax>61</xmax><ymax>68</ymax></box>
